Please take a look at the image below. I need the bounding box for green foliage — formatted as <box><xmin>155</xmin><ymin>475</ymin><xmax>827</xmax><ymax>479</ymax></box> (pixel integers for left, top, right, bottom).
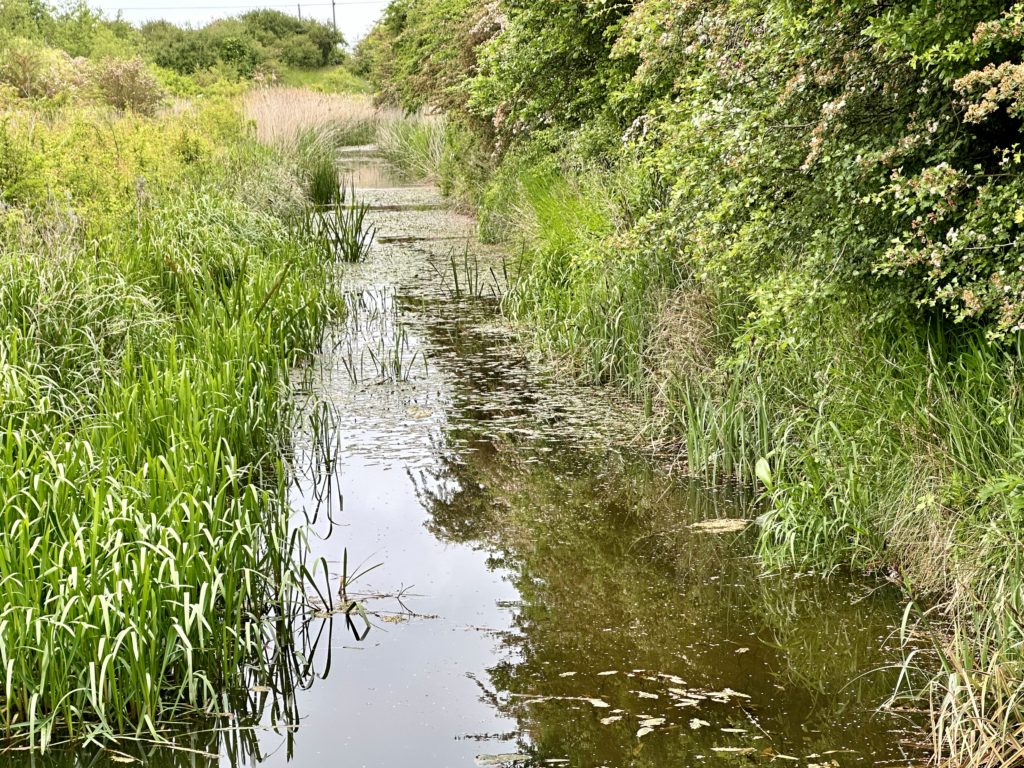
<box><xmin>141</xmin><ymin>10</ymin><xmax>345</xmax><ymax>78</ymax></box>
<box><xmin>355</xmin><ymin>0</ymin><xmax>484</xmax><ymax>113</ymax></box>
<box><xmin>365</xmin><ymin>1</ymin><xmax>1024</xmax><ymax>762</ymax></box>
<box><xmin>0</xmin><ymin>81</ymin><xmax>377</xmax><ymax>746</ymax></box>
<box><xmin>276</xmin><ymin>64</ymin><xmax>370</xmax><ymax>94</ymax></box>
<box><xmin>376</xmin><ymin>114</ymin><xmax>451</xmax><ymax>184</ymax></box>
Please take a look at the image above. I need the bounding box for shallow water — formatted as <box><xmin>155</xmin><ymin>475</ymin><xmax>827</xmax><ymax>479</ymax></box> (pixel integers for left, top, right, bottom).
<box><xmin>11</xmin><ymin>155</ymin><xmax>929</xmax><ymax>768</ymax></box>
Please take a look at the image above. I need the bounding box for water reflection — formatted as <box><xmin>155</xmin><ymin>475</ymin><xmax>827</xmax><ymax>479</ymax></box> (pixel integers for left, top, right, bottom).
<box><xmin>8</xmin><ymin>160</ymin><xmax>928</xmax><ymax>768</ymax></box>
<box><xmin>418</xmin><ymin>444</ymin><xmax>924</xmax><ymax>766</ymax></box>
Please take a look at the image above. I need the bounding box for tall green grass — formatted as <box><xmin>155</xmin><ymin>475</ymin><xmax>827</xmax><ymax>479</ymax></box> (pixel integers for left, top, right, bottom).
<box><xmin>0</xmin><ymin>119</ymin><xmax>372</xmax><ymax>747</ymax></box>
<box><xmin>375</xmin><ymin>114</ymin><xmax>450</xmax><ymax>184</ymax></box>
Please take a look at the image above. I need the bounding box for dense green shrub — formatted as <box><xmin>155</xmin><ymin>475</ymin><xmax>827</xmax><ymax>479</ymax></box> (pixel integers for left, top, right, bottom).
<box><xmin>141</xmin><ymin>10</ymin><xmax>345</xmax><ymax>77</ymax></box>
<box><xmin>364</xmin><ymin>1</ymin><xmax>1024</xmax><ymax>763</ymax></box>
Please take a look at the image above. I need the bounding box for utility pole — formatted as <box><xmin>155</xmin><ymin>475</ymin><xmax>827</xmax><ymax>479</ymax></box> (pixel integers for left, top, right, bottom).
<box><xmin>331</xmin><ymin>0</ymin><xmax>337</xmax><ymax>34</ymax></box>
<box><xmin>297</xmin><ymin>3</ymin><xmax>301</xmax><ymax>19</ymax></box>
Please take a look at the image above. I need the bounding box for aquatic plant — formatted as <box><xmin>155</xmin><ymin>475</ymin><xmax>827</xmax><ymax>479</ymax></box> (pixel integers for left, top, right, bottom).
<box><xmin>0</xmin><ymin>94</ymin><xmax>343</xmax><ymax>749</ymax></box>
<box><xmin>293</xmin><ymin>180</ymin><xmax>377</xmax><ymax>264</ymax></box>
<box><xmin>375</xmin><ymin>113</ymin><xmax>449</xmax><ymax>183</ymax></box>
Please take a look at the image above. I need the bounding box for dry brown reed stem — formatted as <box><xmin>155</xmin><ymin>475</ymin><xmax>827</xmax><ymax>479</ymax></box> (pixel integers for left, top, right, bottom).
<box><xmin>242</xmin><ymin>87</ymin><xmax>400</xmax><ymax>148</ymax></box>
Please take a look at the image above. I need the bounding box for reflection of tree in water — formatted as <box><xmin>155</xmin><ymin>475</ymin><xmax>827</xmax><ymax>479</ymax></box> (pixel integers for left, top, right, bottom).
<box><xmin>415</xmin><ymin>436</ymin><xmax>925</xmax><ymax>766</ymax></box>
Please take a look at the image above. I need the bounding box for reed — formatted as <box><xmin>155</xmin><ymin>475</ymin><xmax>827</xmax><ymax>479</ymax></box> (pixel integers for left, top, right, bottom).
<box><xmin>243</xmin><ymin>88</ymin><xmax>393</xmax><ymax>149</ymax></box>
<box><xmin>0</xmin><ymin>103</ymin><xmax>344</xmax><ymax>749</ymax></box>
<box><xmin>375</xmin><ymin>113</ymin><xmax>450</xmax><ymax>183</ymax></box>
<box><xmin>292</xmin><ymin>179</ymin><xmax>377</xmax><ymax>264</ymax></box>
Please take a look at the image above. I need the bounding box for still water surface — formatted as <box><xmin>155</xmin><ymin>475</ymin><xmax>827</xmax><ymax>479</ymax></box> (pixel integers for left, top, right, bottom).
<box><xmin>15</xmin><ymin>153</ymin><xmax>927</xmax><ymax>768</ymax></box>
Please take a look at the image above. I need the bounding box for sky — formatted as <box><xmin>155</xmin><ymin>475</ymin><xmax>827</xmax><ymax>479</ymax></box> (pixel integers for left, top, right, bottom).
<box><xmin>88</xmin><ymin>0</ymin><xmax>390</xmax><ymax>44</ymax></box>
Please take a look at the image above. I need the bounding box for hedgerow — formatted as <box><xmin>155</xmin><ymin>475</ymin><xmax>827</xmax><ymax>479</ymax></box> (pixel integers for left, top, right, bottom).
<box><xmin>362</xmin><ymin>1</ymin><xmax>1024</xmax><ymax>764</ymax></box>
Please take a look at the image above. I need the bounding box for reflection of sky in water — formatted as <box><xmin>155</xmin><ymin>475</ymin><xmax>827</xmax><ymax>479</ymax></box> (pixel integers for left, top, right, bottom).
<box><xmin>256</xmin><ymin>178</ymin><xmax>643</xmax><ymax>767</ymax></box>
<box><xmin>265</xmin><ymin>453</ymin><xmax>523</xmax><ymax>768</ymax></box>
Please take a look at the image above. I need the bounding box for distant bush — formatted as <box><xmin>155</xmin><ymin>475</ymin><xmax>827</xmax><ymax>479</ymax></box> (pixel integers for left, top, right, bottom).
<box><xmin>92</xmin><ymin>57</ymin><xmax>164</xmax><ymax>114</ymax></box>
<box><xmin>281</xmin><ymin>36</ymin><xmax>323</xmax><ymax>68</ymax></box>
<box><xmin>141</xmin><ymin>20</ymin><xmax>218</xmax><ymax>74</ymax></box>
<box><xmin>140</xmin><ymin>10</ymin><xmax>345</xmax><ymax>78</ymax></box>
<box><xmin>0</xmin><ymin>38</ymin><xmax>85</xmax><ymax>99</ymax></box>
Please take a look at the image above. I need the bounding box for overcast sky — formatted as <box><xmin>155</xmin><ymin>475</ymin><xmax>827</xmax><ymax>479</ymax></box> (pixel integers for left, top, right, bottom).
<box><xmin>89</xmin><ymin>0</ymin><xmax>390</xmax><ymax>44</ymax></box>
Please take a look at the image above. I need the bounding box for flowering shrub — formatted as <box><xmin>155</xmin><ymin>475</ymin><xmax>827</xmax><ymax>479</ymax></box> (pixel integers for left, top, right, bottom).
<box><xmin>0</xmin><ymin>38</ymin><xmax>85</xmax><ymax>99</ymax></box>
<box><xmin>91</xmin><ymin>57</ymin><xmax>164</xmax><ymax>114</ymax></box>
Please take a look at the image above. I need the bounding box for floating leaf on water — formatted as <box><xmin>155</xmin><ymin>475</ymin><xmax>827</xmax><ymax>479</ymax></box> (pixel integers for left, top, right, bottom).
<box><xmin>474</xmin><ymin>755</ymin><xmax>531</xmax><ymax>766</ymax></box>
<box><xmin>634</xmin><ymin>691</ymin><xmax>659</xmax><ymax>699</ymax></box>
<box><xmin>690</xmin><ymin>718</ymin><xmax>711</xmax><ymax>730</ymax></box>
<box><xmin>636</xmin><ymin>727</ymin><xmax>655</xmax><ymax>739</ymax></box>
<box><xmin>721</xmin><ymin>688</ymin><xmax>751</xmax><ymax>699</ymax></box>
<box><xmin>638</xmin><ymin>717</ymin><xmax>666</xmax><ymax>728</ymax></box>
<box><xmin>597</xmin><ymin>670</ymin><xmax>618</xmax><ymax>676</ymax></box>
<box><xmin>513</xmin><ymin>694</ymin><xmax>609</xmax><ymax>708</ymax></box>
<box><xmin>735</xmin><ymin>647</ymin><xmax>750</xmax><ymax>654</ymax></box>
<box><xmin>405</xmin><ymin>405</ymin><xmax>431</xmax><ymax>419</ymax></box>
<box><xmin>249</xmin><ymin>685</ymin><xmax>272</xmax><ymax>693</ymax></box>
<box><xmin>711</xmin><ymin>747</ymin><xmax>756</xmax><ymax>754</ymax></box>
<box><xmin>109</xmin><ymin>756</ymin><xmax>138</xmax><ymax>765</ymax></box>
<box><xmin>707</xmin><ymin>688</ymin><xmax>750</xmax><ymax>702</ymax></box>
<box><xmin>721</xmin><ymin>728</ymin><xmax>747</xmax><ymax>734</ymax></box>
<box><xmin>690</xmin><ymin>519</ymin><xmax>750</xmax><ymax>533</ymax></box>
<box><xmin>808</xmin><ymin>763</ymin><xmax>840</xmax><ymax>768</ymax></box>
<box><xmin>558</xmin><ymin>671</ymin><xmax>577</xmax><ymax>678</ymax></box>
<box><xmin>657</xmin><ymin>673</ymin><xmax>686</xmax><ymax>685</ymax></box>
<box><xmin>599</xmin><ymin>715</ymin><xmax>623</xmax><ymax>725</ymax></box>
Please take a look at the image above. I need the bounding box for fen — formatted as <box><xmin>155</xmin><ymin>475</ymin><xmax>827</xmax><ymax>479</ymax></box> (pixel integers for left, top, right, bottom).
<box><xmin>2</xmin><ymin>3</ymin><xmax>1023</xmax><ymax>767</ymax></box>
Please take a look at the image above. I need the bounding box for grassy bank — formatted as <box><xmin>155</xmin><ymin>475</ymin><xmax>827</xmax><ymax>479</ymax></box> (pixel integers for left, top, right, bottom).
<box><xmin>360</xmin><ymin>1</ymin><xmax>1024</xmax><ymax>764</ymax></box>
<box><xmin>0</xmin><ymin>14</ymin><xmax>381</xmax><ymax>745</ymax></box>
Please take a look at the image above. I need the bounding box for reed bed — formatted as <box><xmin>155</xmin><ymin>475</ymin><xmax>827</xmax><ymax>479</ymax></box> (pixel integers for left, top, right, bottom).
<box><xmin>243</xmin><ymin>87</ymin><xmax>399</xmax><ymax>150</ymax></box>
<box><xmin>0</xmin><ymin>94</ymin><xmax>377</xmax><ymax>749</ymax></box>
<box><xmin>375</xmin><ymin>114</ymin><xmax>449</xmax><ymax>183</ymax></box>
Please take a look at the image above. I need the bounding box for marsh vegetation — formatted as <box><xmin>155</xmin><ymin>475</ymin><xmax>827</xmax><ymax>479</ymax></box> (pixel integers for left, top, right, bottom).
<box><xmin>4</xmin><ymin>0</ymin><xmax>1024</xmax><ymax>766</ymax></box>
<box><xmin>0</xmin><ymin>4</ymin><xmax>384</xmax><ymax>748</ymax></box>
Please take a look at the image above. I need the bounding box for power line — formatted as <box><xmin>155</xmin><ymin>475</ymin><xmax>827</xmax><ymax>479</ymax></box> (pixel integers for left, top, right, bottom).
<box><xmin>107</xmin><ymin>0</ymin><xmax>385</xmax><ymax>10</ymax></box>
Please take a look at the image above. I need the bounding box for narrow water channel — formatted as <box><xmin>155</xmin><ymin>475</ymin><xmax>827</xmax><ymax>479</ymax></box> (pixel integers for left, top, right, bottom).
<box><xmin>16</xmin><ymin>153</ymin><xmax>928</xmax><ymax>768</ymax></box>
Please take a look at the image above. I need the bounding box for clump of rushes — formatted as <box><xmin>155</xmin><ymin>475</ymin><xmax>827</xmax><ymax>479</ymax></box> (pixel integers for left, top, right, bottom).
<box><xmin>304</xmin><ymin>151</ymin><xmax>343</xmax><ymax>207</ymax></box>
<box><xmin>375</xmin><ymin>113</ymin><xmax>449</xmax><ymax>183</ymax></box>
<box><xmin>0</xmin><ymin>97</ymin><xmax>349</xmax><ymax>749</ymax></box>
<box><xmin>294</xmin><ymin>179</ymin><xmax>377</xmax><ymax>264</ymax></box>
